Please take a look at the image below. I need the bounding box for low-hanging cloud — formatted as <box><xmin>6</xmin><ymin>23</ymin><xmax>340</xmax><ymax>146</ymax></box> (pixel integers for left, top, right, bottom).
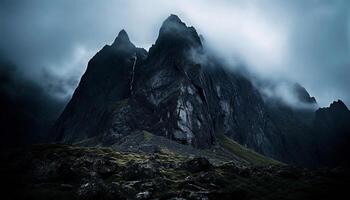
<box><xmin>0</xmin><ymin>0</ymin><xmax>349</xmax><ymax>109</ymax></box>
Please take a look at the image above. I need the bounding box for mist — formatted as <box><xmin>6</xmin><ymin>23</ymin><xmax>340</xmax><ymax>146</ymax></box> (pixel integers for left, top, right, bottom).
<box><xmin>0</xmin><ymin>0</ymin><xmax>349</xmax><ymax>111</ymax></box>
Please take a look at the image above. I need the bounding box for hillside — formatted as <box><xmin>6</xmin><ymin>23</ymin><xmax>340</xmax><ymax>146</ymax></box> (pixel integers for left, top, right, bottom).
<box><xmin>1</xmin><ymin>144</ymin><xmax>349</xmax><ymax>200</ymax></box>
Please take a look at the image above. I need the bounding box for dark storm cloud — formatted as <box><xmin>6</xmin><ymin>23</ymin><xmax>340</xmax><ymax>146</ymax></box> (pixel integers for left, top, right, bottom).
<box><xmin>0</xmin><ymin>58</ymin><xmax>65</xmax><ymax>145</ymax></box>
<box><xmin>281</xmin><ymin>0</ymin><xmax>350</xmax><ymax>107</ymax></box>
<box><xmin>0</xmin><ymin>0</ymin><xmax>349</xmax><ymax>110</ymax></box>
<box><xmin>182</xmin><ymin>0</ymin><xmax>350</xmax><ymax>107</ymax></box>
<box><xmin>0</xmin><ymin>0</ymin><xmax>120</xmax><ymax>99</ymax></box>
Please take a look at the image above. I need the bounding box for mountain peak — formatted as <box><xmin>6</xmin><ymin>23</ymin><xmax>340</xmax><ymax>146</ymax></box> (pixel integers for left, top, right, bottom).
<box><xmin>330</xmin><ymin>99</ymin><xmax>348</xmax><ymax>111</ymax></box>
<box><xmin>118</xmin><ymin>29</ymin><xmax>129</xmax><ymax>40</ymax></box>
<box><xmin>150</xmin><ymin>15</ymin><xmax>202</xmax><ymax>56</ymax></box>
<box><xmin>159</xmin><ymin>14</ymin><xmax>187</xmax><ymax>34</ymax></box>
<box><xmin>163</xmin><ymin>14</ymin><xmax>182</xmax><ymax>24</ymax></box>
<box><xmin>112</xmin><ymin>29</ymin><xmax>134</xmax><ymax>48</ymax></box>
<box><xmin>315</xmin><ymin>99</ymin><xmax>349</xmax><ymax>117</ymax></box>
<box><xmin>293</xmin><ymin>83</ymin><xmax>317</xmax><ymax>105</ymax></box>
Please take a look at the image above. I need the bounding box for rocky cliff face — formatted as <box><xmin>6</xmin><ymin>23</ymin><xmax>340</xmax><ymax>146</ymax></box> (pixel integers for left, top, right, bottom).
<box><xmin>52</xmin><ymin>15</ymin><xmax>350</xmax><ymax>167</ymax></box>
<box><xmin>313</xmin><ymin>100</ymin><xmax>350</xmax><ymax>166</ymax></box>
<box><xmin>53</xmin><ymin>30</ymin><xmax>147</xmax><ymax>143</ymax></box>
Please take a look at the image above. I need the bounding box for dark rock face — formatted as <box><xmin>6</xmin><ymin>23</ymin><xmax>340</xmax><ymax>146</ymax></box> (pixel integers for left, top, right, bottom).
<box><xmin>52</xmin><ymin>30</ymin><xmax>148</xmax><ymax>143</ymax></box>
<box><xmin>52</xmin><ymin>15</ymin><xmax>349</xmax><ymax>167</ymax></box>
<box><xmin>127</xmin><ymin>14</ymin><xmax>214</xmax><ymax>148</ymax></box>
<box><xmin>313</xmin><ymin>100</ymin><xmax>350</xmax><ymax>166</ymax></box>
<box><xmin>53</xmin><ymin>15</ymin><xmax>215</xmax><ymax>149</ymax></box>
<box><xmin>202</xmin><ymin>66</ymin><xmax>288</xmax><ymax>161</ymax></box>
<box><xmin>292</xmin><ymin>83</ymin><xmax>317</xmax><ymax>105</ymax></box>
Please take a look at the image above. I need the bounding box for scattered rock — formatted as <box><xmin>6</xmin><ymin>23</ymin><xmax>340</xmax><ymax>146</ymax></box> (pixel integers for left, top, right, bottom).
<box><xmin>93</xmin><ymin>159</ymin><xmax>117</xmax><ymax>176</ymax></box>
<box><xmin>77</xmin><ymin>181</ymin><xmax>105</xmax><ymax>200</ymax></box>
<box><xmin>123</xmin><ymin>161</ymin><xmax>159</xmax><ymax>181</ymax></box>
<box><xmin>188</xmin><ymin>190</ymin><xmax>209</xmax><ymax>200</ymax></box>
<box><xmin>182</xmin><ymin>157</ymin><xmax>212</xmax><ymax>173</ymax></box>
<box><xmin>136</xmin><ymin>191</ymin><xmax>152</xmax><ymax>199</ymax></box>
<box><xmin>4</xmin><ymin>144</ymin><xmax>349</xmax><ymax>200</ymax></box>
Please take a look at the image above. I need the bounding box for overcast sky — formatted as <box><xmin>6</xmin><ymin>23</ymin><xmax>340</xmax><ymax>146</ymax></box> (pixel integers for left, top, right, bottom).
<box><xmin>0</xmin><ymin>0</ymin><xmax>349</xmax><ymax>107</ymax></box>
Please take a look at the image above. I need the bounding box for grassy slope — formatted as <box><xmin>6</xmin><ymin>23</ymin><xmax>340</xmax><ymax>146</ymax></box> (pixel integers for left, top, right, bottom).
<box><xmin>72</xmin><ymin>127</ymin><xmax>280</xmax><ymax>167</ymax></box>
<box><xmin>121</xmin><ymin>131</ymin><xmax>278</xmax><ymax>165</ymax></box>
<box><xmin>128</xmin><ymin>131</ymin><xmax>280</xmax><ymax>166</ymax></box>
<box><xmin>216</xmin><ymin>134</ymin><xmax>281</xmax><ymax>166</ymax></box>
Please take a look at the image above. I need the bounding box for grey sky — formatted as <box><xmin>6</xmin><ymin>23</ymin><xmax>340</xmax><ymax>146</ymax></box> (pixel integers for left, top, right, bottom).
<box><xmin>0</xmin><ymin>0</ymin><xmax>349</xmax><ymax>107</ymax></box>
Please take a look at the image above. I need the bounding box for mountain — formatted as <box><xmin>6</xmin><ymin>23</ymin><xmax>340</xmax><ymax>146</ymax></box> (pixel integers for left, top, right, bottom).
<box><xmin>53</xmin><ymin>29</ymin><xmax>148</xmax><ymax>143</ymax></box>
<box><xmin>52</xmin><ymin>15</ymin><xmax>350</xmax><ymax>167</ymax></box>
<box><xmin>313</xmin><ymin>100</ymin><xmax>350</xmax><ymax>166</ymax></box>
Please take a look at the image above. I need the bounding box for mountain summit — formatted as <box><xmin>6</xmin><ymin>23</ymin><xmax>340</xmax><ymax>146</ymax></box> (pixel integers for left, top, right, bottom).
<box><xmin>112</xmin><ymin>29</ymin><xmax>132</xmax><ymax>47</ymax></box>
<box><xmin>52</xmin><ymin>15</ymin><xmax>350</xmax><ymax>167</ymax></box>
<box><xmin>149</xmin><ymin>14</ymin><xmax>202</xmax><ymax>57</ymax></box>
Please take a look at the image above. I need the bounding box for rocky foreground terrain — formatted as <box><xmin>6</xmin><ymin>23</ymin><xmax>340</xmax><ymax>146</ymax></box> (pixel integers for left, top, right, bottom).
<box><xmin>1</xmin><ymin>142</ymin><xmax>349</xmax><ymax>200</ymax></box>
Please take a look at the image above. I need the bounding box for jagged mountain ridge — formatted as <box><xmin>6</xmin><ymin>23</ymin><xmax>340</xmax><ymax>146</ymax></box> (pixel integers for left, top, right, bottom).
<box><xmin>52</xmin><ymin>15</ymin><xmax>350</xmax><ymax>167</ymax></box>
<box><xmin>313</xmin><ymin>100</ymin><xmax>350</xmax><ymax>166</ymax></box>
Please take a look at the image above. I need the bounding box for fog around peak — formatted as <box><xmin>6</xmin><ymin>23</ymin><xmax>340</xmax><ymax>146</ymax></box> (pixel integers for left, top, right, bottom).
<box><xmin>0</xmin><ymin>0</ymin><xmax>349</xmax><ymax>109</ymax></box>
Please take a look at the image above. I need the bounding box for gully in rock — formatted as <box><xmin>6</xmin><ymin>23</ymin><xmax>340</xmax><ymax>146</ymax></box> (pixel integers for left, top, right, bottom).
<box><xmin>130</xmin><ymin>52</ymin><xmax>137</xmax><ymax>95</ymax></box>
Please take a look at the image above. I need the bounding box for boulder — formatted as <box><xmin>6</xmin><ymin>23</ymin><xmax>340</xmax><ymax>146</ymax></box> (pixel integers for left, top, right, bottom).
<box><xmin>182</xmin><ymin>157</ymin><xmax>212</xmax><ymax>173</ymax></box>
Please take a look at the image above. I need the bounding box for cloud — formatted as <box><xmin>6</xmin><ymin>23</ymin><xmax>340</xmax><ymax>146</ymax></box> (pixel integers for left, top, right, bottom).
<box><xmin>174</xmin><ymin>0</ymin><xmax>350</xmax><ymax>107</ymax></box>
<box><xmin>257</xmin><ymin>80</ymin><xmax>318</xmax><ymax>110</ymax></box>
<box><xmin>0</xmin><ymin>0</ymin><xmax>349</xmax><ymax>110</ymax></box>
<box><xmin>42</xmin><ymin>46</ymin><xmax>96</xmax><ymax>100</ymax></box>
<box><xmin>0</xmin><ymin>59</ymin><xmax>65</xmax><ymax>144</ymax></box>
